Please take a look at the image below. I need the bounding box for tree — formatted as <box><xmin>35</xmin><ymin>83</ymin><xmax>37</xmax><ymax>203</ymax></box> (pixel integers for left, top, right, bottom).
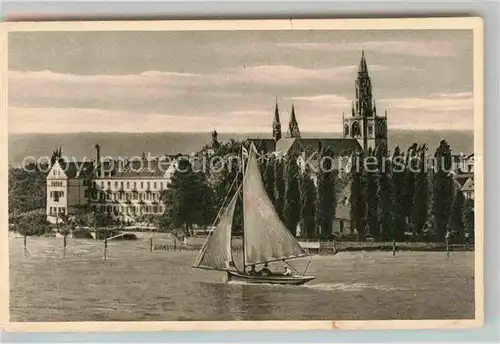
<box><xmin>376</xmin><ymin>144</ymin><xmax>393</xmax><ymax>241</ymax></box>
<box><xmin>8</xmin><ymin>163</ymin><xmax>47</xmax><ymax>216</ymax></box>
<box><xmin>283</xmin><ymin>154</ymin><xmax>301</xmax><ymax>236</ymax></box>
<box><xmin>350</xmin><ymin>151</ymin><xmax>366</xmax><ymax>241</ymax></box>
<box><xmin>463</xmin><ymin>198</ymin><xmax>474</xmax><ymax>243</ymax></box>
<box><xmin>411</xmin><ymin>145</ymin><xmax>429</xmax><ymax>240</ymax></box>
<box><xmin>273</xmin><ymin>157</ymin><xmax>286</xmax><ymax>220</ymax></box>
<box><xmin>432</xmin><ymin>140</ymin><xmax>454</xmax><ymax>242</ymax></box>
<box><xmin>315</xmin><ymin>149</ymin><xmax>336</xmax><ymax>239</ymax></box>
<box><xmin>365</xmin><ymin>148</ymin><xmax>379</xmax><ymax>240</ymax></box>
<box><xmin>51</xmin><ymin>146</ymin><xmax>63</xmax><ymax>167</ymax></box>
<box><xmin>263</xmin><ymin>155</ymin><xmax>275</xmax><ymax>200</ymax></box>
<box><xmin>13</xmin><ymin>209</ymin><xmax>51</xmax><ymax>237</ymax></box>
<box><xmin>299</xmin><ymin>167</ymin><xmax>316</xmax><ymax>238</ymax></box>
<box><xmin>450</xmin><ymin>188</ymin><xmax>466</xmax><ymax>242</ymax></box>
<box><xmin>160</xmin><ymin>158</ymin><xmax>213</xmax><ymax>237</ymax></box>
<box><xmin>391</xmin><ymin>146</ymin><xmax>406</xmax><ymax>241</ymax></box>
<box><xmin>402</xmin><ymin>143</ymin><xmax>419</xmax><ymax>218</ymax></box>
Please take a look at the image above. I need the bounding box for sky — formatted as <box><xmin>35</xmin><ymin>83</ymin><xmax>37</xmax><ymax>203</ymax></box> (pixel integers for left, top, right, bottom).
<box><xmin>8</xmin><ymin>29</ymin><xmax>474</xmax><ymax>134</ymax></box>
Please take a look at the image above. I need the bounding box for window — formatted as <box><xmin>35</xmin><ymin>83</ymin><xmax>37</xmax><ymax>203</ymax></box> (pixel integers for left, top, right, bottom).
<box><xmin>100</xmin><ymin>181</ymin><xmax>104</xmax><ymax>188</ymax></box>
<box><xmin>147</xmin><ymin>182</ymin><xmax>150</xmax><ymax>189</ymax></box>
<box><xmin>120</xmin><ymin>181</ymin><xmax>124</xmax><ymax>189</ymax></box>
<box><xmin>83</xmin><ymin>180</ymin><xmax>88</xmax><ymax>186</ymax></box>
<box><xmin>351</xmin><ymin>122</ymin><xmax>361</xmax><ymax>137</ymax></box>
<box><xmin>126</xmin><ymin>181</ymin><xmax>130</xmax><ymax>189</ymax></box>
<box><xmin>133</xmin><ymin>193</ymin><xmax>138</xmax><ymax>200</ymax></box>
<box><xmin>154</xmin><ymin>182</ymin><xmax>157</xmax><ymax>189</ymax></box>
<box><xmin>133</xmin><ymin>182</ymin><xmax>137</xmax><ymax>189</ymax></box>
<box><xmin>114</xmin><ymin>181</ymin><xmax>118</xmax><ymax>188</ymax></box>
<box><xmin>60</xmin><ymin>191</ymin><xmax>64</xmax><ymax>197</ymax></box>
<box><xmin>84</xmin><ymin>190</ymin><xmax>89</xmax><ymax>198</ymax></box>
<box><xmin>107</xmin><ymin>181</ymin><xmax>111</xmax><ymax>188</ymax></box>
<box><xmin>141</xmin><ymin>182</ymin><xmax>144</xmax><ymax>189</ymax></box>
<box><xmin>160</xmin><ymin>182</ymin><xmax>163</xmax><ymax>189</ymax></box>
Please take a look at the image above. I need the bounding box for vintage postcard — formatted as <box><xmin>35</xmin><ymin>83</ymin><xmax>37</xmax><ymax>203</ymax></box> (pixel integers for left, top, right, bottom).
<box><xmin>0</xmin><ymin>18</ymin><xmax>483</xmax><ymax>331</ymax></box>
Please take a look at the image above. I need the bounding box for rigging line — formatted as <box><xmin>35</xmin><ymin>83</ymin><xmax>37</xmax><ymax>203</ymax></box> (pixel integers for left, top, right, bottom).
<box><xmin>285</xmin><ymin>260</ymin><xmax>302</xmax><ymax>275</ymax></box>
<box><xmin>192</xmin><ymin>173</ymin><xmax>239</xmax><ymax>267</ymax></box>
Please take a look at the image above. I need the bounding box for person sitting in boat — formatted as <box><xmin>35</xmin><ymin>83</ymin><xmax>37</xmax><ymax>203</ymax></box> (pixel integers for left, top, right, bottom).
<box><xmin>283</xmin><ymin>265</ymin><xmax>292</xmax><ymax>276</ymax></box>
<box><xmin>248</xmin><ymin>265</ymin><xmax>257</xmax><ymax>276</ymax></box>
<box><xmin>260</xmin><ymin>263</ymin><xmax>271</xmax><ymax>277</ymax></box>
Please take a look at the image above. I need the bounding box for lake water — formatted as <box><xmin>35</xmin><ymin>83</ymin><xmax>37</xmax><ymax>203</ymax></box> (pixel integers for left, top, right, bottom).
<box><xmin>9</xmin><ymin>235</ymin><xmax>475</xmax><ymax>322</ymax></box>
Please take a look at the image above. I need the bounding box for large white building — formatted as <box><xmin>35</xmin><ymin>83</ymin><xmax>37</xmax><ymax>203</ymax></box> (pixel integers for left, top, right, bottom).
<box><xmin>46</xmin><ymin>144</ymin><xmax>176</xmax><ymax>225</ymax></box>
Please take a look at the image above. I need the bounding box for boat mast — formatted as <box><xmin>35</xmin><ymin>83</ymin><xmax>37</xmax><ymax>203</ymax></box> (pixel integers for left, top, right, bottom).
<box><xmin>241</xmin><ymin>145</ymin><xmax>246</xmax><ymax>271</ymax></box>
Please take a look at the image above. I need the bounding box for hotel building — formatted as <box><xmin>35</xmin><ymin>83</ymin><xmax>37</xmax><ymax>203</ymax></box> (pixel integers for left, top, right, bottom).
<box><xmin>46</xmin><ymin>144</ymin><xmax>176</xmax><ymax>225</ymax></box>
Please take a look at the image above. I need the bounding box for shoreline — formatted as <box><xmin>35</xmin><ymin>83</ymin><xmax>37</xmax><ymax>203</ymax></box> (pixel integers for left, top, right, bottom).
<box><xmin>9</xmin><ymin>232</ymin><xmax>474</xmax><ymax>253</ymax></box>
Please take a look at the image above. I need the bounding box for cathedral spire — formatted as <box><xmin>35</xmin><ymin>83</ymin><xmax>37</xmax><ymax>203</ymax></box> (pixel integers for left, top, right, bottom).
<box><xmin>355</xmin><ymin>50</ymin><xmax>373</xmax><ymax>117</ymax></box>
<box><xmin>272</xmin><ymin>97</ymin><xmax>282</xmax><ymax>141</ymax></box>
<box><xmin>358</xmin><ymin>49</ymin><xmax>368</xmax><ymax>74</ymax></box>
<box><xmin>286</xmin><ymin>104</ymin><xmax>301</xmax><ymax>139</ymax></box>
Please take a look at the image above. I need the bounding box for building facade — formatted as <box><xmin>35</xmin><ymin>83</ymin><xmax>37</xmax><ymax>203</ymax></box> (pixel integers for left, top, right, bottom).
<box><xmin>46</xmin><ymin>144</ymin><xmax>176</xmax><ymax>225</ymax></box>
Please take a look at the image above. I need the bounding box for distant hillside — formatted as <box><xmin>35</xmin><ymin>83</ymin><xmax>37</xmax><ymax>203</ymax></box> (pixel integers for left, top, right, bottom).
<box><xmin>8</xmin><ymin>130</ymin><xmax>473</xmax><ymax>166</ymax></box>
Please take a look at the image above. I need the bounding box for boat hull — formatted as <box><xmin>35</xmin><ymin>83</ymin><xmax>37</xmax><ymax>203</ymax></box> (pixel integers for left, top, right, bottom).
<box><xmin>227</xmin><ymin>271</ymin><xmax>315</xmax><ymax>285</ymax></box>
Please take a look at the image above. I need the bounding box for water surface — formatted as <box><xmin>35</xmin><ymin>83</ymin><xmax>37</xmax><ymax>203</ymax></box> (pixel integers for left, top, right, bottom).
<box><xmin>9</xmin><ymin>236</ymin><xmax>475</xmax><ymax>321</ymax></box>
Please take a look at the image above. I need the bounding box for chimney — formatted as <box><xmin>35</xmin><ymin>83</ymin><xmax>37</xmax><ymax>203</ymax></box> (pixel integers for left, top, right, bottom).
<box><xmin>94</xmin><ymin>144</ymin><xmax>104</xmax><ymax>178</ymax></box>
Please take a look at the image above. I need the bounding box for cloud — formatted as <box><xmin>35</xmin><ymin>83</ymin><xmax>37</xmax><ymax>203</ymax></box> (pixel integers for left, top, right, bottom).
<box><xmin>8</xmin><ymin>107</ymin><xmax>273</xmax><ymax>134</ymax></box>
<box><xmin>379</xmin><ymin>92</ymin><xmax>473</xmax><ymax>112</ymax></box>
<box><xmin>278</xmin><ymin>40</ymin><xmax>456</xmax><ymax>57</ymax></box>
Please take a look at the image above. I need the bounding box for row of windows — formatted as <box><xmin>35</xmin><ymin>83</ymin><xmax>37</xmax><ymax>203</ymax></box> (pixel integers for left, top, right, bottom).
<box><xmin>93</xmin><ymin>180</ymin><xmax>166</xmax><ymax>191</ymax></box>
<box><xmin>99</xmin><ymin>205</ymin><xmax>164</xmax><ymax>215</ymax></box>
<box><xmin>344</xmin><ymin>121</ymin><xmax>386</xmax><ymax>138</ymax></box>
<box><xmin>50</xmin><ymin>181</ymin><xmax>64</xmax><ymax>187</ymax></box>
<box><xmin>85</xmin><ymin>191</ymin><xmax>161</xmax><ymax>202</ymax></box>
<box><xmin>48</xmin><ymin>207</ymin><xmax>66</xmax><ymax>215</ymax></box>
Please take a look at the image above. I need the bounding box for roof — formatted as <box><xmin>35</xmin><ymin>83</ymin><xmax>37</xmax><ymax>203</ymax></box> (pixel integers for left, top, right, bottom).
<box><xmin>275</xmin><ymin>138</ymin><xmax>297</xmax><ymax>155</ymax></box>
<box><xmin>298</xmin><ymin>138</ymin><xmax>361</xmax><ymax>156</ymax></box>
<box><xmin>335</xmin><ymin>181</ymin><xmax>352</xmax><ymax>220</ymax></box>
<box><xmin>94</xmin><ymin>158</ymin><xmax>174</xmax><ymax>179</ymax></box>
<box><xmin>454</xmin><ymin>174</ymin><xmax>474</xmax><ymax>191</ymax></box>
<box><xmin>58</xmin><ymin>161</ymin><xmax>94</xmax><ymax>179</ymax></box>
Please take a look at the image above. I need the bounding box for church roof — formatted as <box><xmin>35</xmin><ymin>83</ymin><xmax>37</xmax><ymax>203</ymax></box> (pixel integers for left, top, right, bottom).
<box><xmin>298</xmin><ymin>138</ymin><xmax>361</xmax><ymax>156</ymax></box>
<box><xmin>275</xmin><ymin>138</ymin><xmax>297</xmax><ymax>155</ymax></box>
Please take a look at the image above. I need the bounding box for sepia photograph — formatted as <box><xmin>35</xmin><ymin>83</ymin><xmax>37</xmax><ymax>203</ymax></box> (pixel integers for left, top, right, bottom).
<box><xmin>1</xmin><ymin>18</ymin><xmax>483</xmax><ymax>331</ymax></box>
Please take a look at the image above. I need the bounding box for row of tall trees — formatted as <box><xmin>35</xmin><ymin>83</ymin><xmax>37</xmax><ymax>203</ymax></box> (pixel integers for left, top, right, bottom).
<box><xmin>350</xmin><ymin>140</ymin><xmax>474</xmax><ymax>243</ymax></box>
<box><xmin>259</xmin><ymin>149</ymin><xmax>337</xmax><ymax>239</ymax></box>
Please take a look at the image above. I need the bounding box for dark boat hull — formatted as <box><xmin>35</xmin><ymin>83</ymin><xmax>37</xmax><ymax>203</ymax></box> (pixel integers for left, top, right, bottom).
<box><xmin>227</xmin><ymin>271</ymin><xmax>315</xmax><ymax>285</ymax></box>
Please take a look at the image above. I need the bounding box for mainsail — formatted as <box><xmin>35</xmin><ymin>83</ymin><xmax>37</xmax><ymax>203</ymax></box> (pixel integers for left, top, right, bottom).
<box><xmin>192</xmin><ymin>189</ymin><xmax>239</xmax><ymax>271</ymax></box>
<box><xmin>242</xmin><ymin>145</ymin><xmax>308</xmax><ymax>266</ymax></box>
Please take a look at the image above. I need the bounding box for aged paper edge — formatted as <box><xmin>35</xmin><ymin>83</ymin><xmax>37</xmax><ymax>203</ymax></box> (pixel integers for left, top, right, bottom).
<box><xmin>0</xmin><ymin>17</ymin><xmax>484</xmax><ymax>332</ymax></box>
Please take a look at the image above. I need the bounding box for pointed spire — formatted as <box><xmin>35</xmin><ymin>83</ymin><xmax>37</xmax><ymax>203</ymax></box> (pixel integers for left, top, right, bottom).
<box><xmin>373</xmin><ymin>100</ymin><xmax>377</xmax><ymax>116</ymax></box>
<box><xmin>358</xmin><ymin>49</ymin><xmax>368</xmax><ymax>74</ymax></box>
<box><xmin>286</xmin><ymin>104</ymin><xmax>301</xmax><ymax>139</ymax></box>
<box><xmin>272</xmin><ymin>97</ymin><xmax>282</xmax><ymax>141</ymax></box>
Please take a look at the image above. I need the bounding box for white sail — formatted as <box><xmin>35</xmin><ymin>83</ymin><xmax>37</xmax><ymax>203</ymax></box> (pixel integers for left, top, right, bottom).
<box><xmin>192</xmin><ymin>190</ymin><xmax>239</xmax><ymax>271</ymax></box>
<box><xmin>243</xmin><ymin>145</ymin><xmax>308</xmax><ymax>266</ymax></box>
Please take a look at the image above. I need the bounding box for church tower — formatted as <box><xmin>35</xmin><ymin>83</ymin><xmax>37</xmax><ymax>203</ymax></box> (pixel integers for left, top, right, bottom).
<box><xmin>286</xmin><ymin>104</ymin><xmax>301</xmax><ymax>139</ymax></box>
<box><xmin>343</xmin><ymin>51</ymin><xmax>388</xmax><ymax>152</ymax></box>
<box><xmin>272</xmin><ymin>98</ymin><xmax>282</xmax><ymax>142</ymax></box>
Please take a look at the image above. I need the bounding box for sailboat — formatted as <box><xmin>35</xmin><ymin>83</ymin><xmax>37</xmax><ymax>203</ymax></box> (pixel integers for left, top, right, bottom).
<box><xmin>192</xmin><ymin>144</ymin><xmax>315</xmax><ymax>286</ymax></box>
